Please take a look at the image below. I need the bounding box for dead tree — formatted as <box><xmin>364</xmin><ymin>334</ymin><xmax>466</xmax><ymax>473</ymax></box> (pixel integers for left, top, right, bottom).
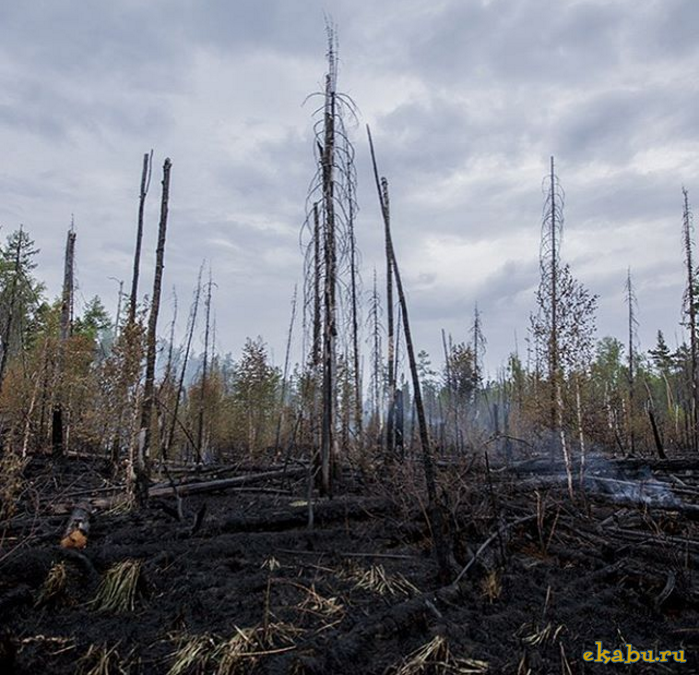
<box><xmin>625</xmin><ymin>268</ymin><xmax>639</xmax><ymax>454</ymax></box>
<box><xmin>196</xmin><ymin>270</ymin><xmax>213</xmax><ymax>464</ymax></box>
<box><xmin>531</xmin><ymin>158</ymin><xmax>596</xmax><ymax>498</ymax></box>
<box><xmin>347</xmin><ymin>157</ymin><xmax>363</xmax><ymax>446</ymax></box>
<box><xmin>367</xmin><ymin>126</ymin><xmax>397</xmax><ymax>458</ymax></box>
<box><xmin>53</xmin><ymin>226</ymin><xmax>76</xmax><ymax>456</ymax></box>
<box><xmin>367</xmin><ymin>128</ymin><xmax>451</xmax><ymax>580</ymax></box>
<box><xmin>165</xmin><ymin>266</ymin><xmax>203</xmax><ymax>460</ymax></box>
<box><xmin>129</xmin><ymin>150</ymin><xmax>153</xmax><ymax>325</ymax></box>
<box><xmin>275</xmin><ymin>285</ymin><xmax>297</xmax><ymax>454</ymax></box>
<box><xmin>366</xmin><ymin>269</ymin><xmax>384</xmax><ymax>436</ymax></box>
<box><xmin>682</xmin><ymin>187</ymin><xmax>698</xmax><ymax>451</ymax></box>
<box><xmin>301</xmin><ymin>25</ymin><xmax>358</xmax><ymax>495</ymax></box>
<box><xmin>135</xmin><ymin>157</ymin><xmax>172</xmax><ymax>507</ymax></box>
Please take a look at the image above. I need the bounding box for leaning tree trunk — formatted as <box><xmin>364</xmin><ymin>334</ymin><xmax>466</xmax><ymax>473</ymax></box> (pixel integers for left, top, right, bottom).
<box><xmin>368</xmin><ymin>127</ymin><xmax>451</xmax><ymax>581</ymax></box>
<box><xmin>135</xmin><ymin>157</ymin><xmax>172</xmax><ymax>507</ymax></box>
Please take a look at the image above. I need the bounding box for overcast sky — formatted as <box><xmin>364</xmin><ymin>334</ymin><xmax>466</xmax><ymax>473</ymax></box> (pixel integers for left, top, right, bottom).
<box><xmin>1</xmin><ymin>0</ymin><xmax>698</xmax><ymax>377</ymax></box>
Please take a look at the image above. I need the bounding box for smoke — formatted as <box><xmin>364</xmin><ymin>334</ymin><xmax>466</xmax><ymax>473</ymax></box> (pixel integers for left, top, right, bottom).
<box><xmin>582</xmin><ymin>455</ymin><xmax>679</xmax><ymax>508</ymax></box>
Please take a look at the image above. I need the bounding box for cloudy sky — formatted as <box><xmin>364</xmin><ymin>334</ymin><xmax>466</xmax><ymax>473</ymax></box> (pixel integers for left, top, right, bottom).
<box><xmin>1</xmin><ymin>0</ymin><xmax>698</xmax><ymax>376</ymax></box>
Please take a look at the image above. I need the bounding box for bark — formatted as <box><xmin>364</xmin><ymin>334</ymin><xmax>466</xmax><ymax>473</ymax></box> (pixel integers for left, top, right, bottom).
<box><xmin>683</xmin><ymin>187</ymin><xmax>698</xmax><ymax>451</ymax></box>
<box><xmin>53</xmin><ymin>228</ymin><xmax>76</xmax><ymax>456</ymax></box>
<box><xmin>135</xmin><ymin>157</ymin><xmax>172</xmax><ymax>507</ymax></box>
<box><xmin>275</xmin><ymin>285</ymin><xmax>297</xmax><ymax>454</ymax></box>
<box><xmin>347</xmin><ymin>171</ymin><xmax>363</xmax><ymax>446</ymax></box>
<box><xmin>60</xmin><ymin>504</ymin><xmax>90</xmax><ymax>549</ymax></box>
<box><xmin>196</xmin><ymin>271</ymin><xmax>213</xmax><ymax>464</ymax></box>
<box><xmin>320</xmin><ymin>70</ymin><xmax>337</xmax><ymax>496</ymax></box>
<box><xmin>367</xmin><ymin>142</ymin><xmax>452</xmax><ymax>580</ymax></box>
<box><xmin>165</xmin><ymin>266</ymin><xmax>203</xmax><ymax>460</ymax></box>
<box><xmin>129</xmin><ymin>150</ymin><xmax>153</xmax><ymax>325</ymax></box>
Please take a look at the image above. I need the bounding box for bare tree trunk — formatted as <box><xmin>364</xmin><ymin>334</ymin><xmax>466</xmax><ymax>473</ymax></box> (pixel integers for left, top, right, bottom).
<box><xmin>135</xmin><ymin>157</ymin><xmax>172</xmax><ymax>507</ymax></box>
<box><xmin>367</xmin><ymin>127</ymin><xmax>451</xmax><ymax>580</ymax></box>
<box><xmin>275</xmin><ymin>285</ymin><xmax>297</xmax><ymax>455</ymax></box>
<box><xmin>682</xmin><ymin>188</ymin><xmax>698</xmax><ymax>451</ymax></box>
<box><xmin>129</xmin><ymin>150</ymin><xmax>153</xmax><ymax>325</ymax></box>
<box><xmin>165</xmin><ymin>266</ymin><xmax>203</xmax><ymax>460</ymax></box>
<box><xmin>387</xmin><ymin>197</ymin><xmax>452</xmax><ymax>582</ymax></box>
<box><xmin>347</xmin><ymin>169</ymin><xmax>363</xmax><ymax>448</ymax></box>
<box><xmin>53</xmin><ymin>227</ymin><xmax>76</xmax><ymax>456</ymax></box>
<box><xmin>196</xmin><ymin>271</ymin><xmax>213</xmax><ymax>465</ymax></box>
<box><xmin>367</xmin><ymin>126</ymin><xmax>396</xmax><ymax>458</ymax></box>
<box><xmin>312</xmin><ymin>202</ymin><xmax>321</xmax><ymax>369</ymax></box>
<box><xmin>549</xmin><ymin>157</ymin><xmax>559</xmax><ymax>435</ymax></box>
<box><xmin>320</xmin><ymin>65</ymin><xmax>337</xmax><ymax>496</ymax></box>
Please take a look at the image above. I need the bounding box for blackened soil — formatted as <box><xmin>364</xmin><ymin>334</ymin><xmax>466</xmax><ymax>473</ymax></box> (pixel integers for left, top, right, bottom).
<box><xmin>2</xmin><ymin>454</ymin><xmax>699</xmax><ymax>674</ymax></box>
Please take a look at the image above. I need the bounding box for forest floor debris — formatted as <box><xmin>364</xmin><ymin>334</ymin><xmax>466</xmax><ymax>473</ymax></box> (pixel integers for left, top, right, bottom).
<box><xmin>3</xmin><ymin>452</ymin><xmax>699</xmax><ymax>673</ymax></box>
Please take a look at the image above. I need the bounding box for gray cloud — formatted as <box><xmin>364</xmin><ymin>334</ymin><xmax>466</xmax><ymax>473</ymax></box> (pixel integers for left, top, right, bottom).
<box><xmin>0</xmin><ymin>0</ymin><xmax>697</xmax><ymax>375</ymax></box>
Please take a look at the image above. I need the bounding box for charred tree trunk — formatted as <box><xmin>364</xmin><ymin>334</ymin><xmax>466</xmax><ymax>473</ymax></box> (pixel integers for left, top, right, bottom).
<box><xmin>367</xmin><ymin>127</ymin><xmax>451</xmax><ymax>580</ymax></box>
<box><xmin>626</xmin><ymin>268</ymin><xmax>637</xmax><ymax>454</ymax></box>
<box><xmin>136</xmin><ymin>157</ymin><xmax>172</xmax><ymax>507</ymax></box>
<box><xmin>683</xmin><ymin>188</ymin><xmax>698</xmax><ymax>452</ymax></box>
<box><xmin>312</xmin><ymin>202</ymin><xmax>322</xmax><ymax>369</ymax></box>
<box><xmin>320</xmin><ymin>67</ymin><xmax>338</xmax><ymax>497</ymax></box>
<box><xmin>53</xmin><ymin>228</ymin><xmax>76</xmax><ymax>456</ymax></box>
<box><xmin>275</xmin><ymin>285</ymin><xmax>297</xmax><ymax>455</ymax></box>
<box><xmin>165</xmin><ymin>267</ymin><xmax>203</xmax><ymax>460</ymax></box>
<box><xmin>129</xmin><ymin>150</ymin><xmax>153</xmax><ymax>325</ymax></box>
<box><xmin>196</xmin><ymin>271</ymin><xmax>213</xmax><ymax>465</ymax></box>
<box><xmin>347</xmin><ymin>167</ymin><xmax>363</xmax><ymax>447</ymax></box>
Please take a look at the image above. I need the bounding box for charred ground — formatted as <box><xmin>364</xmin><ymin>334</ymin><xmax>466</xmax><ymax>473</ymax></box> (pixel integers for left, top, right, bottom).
<box><xmin>2</xmin><ymin>452</ymin><xmax>699</xmax><ymax>674</ymax></box>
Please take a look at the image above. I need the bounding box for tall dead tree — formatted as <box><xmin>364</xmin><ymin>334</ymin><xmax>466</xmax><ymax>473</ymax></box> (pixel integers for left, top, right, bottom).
<box><xmin>129</xmin><ymin>150</ymin><xmax>153</xmax><ymax>325</ymax></box>
<box><xmin>319</xmin><ymin>44</ymin><xmax>338</xmax><ymax>496</ymax></box>
<box><xmin>367</xmin><ymin>127</ymin><xmax>451</xmax><ymax>580</ymax></box>
<box><xmin>53</xmin><ymin>226</ymin><xmax>76</xmax><ymax>456</ymax></box>
<box><xmin>275</xmin><ymin>285</ymin><xmax>297</xmax><ymax>453</ymax></box>
<box><xmin>532</xmin><ymin>157</ymin><xmax>570</xmax><ymax>493</ymax></box>
<box><xmin>544</xmin><ymin>156</ymin><xmax>562</xmax><ymax>432</ymax></box>
<box><xmin>625</xmin><ymin>268</ymin><xmax>638</xmax><ymax>454</ymax></box>
<box><xmin>164</xmin><ymin>265</ymin><xmax>203</xmax><ymax>460</ymax></box>
<box><xmin>347</xmin><ymin>157</ymin><xmax>363</xmax><ymax>445</ymax></box>
<box><xmin>135</xmin><ymin>157</ymin><xmax>172</xmax><ymax>507</ymax></box>
<box><xmin>682</xmin><ymin>187</ymin><xmax>698</xmax><ymax>452</ymax></box>
<box><xmin>367</xmin><ymin>269</ymin><xmax>383</xmax><ymax>433</ymax></box>
<box><xmin>367</xmin><ymin>126</ymin><xmax>397</xmax><ymax>458</ymax></box>
<box><xmin>471</xmin><ymin>303</ymin><xmax>486</xmax><ymax>401</ymax></box>
<box><xmin>312</xmin><ymin>202</ymin><xmax>322</xmax><ymax>369</ymax></box>
<box><xmin>301</xmin><ymin>25</ymin><xmax>358</xmax><ymax>495</ymax></box>
<box><xmin>196</xmin><ymin>270</ymin><xmax>213</xmax><ymax>464</ymax></box>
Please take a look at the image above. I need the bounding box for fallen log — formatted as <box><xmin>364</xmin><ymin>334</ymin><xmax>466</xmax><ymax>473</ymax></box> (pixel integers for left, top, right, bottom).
<box><xmin>47</xmin><ymin>468</ymin><xmax>307</xmax><ymax>513</ymax></box>
<box><xmin>60</xmin><ymin>504</ymin><xmax>91</xmax><ymax>549</ymax></box>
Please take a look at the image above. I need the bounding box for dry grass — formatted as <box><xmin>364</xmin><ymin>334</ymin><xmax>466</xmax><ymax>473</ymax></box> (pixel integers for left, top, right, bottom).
<box><xmin>91</xmin><ymin>560</ymin><xmax>143</xmax><ymax>613</ymax></box>
<box><xmin>479</xmin><ymin>570</ymin><xmax>502</xmax><ymax>603</ymax></box>
<box><xmin>518</xmin><ymin>622</ymin><xmax>566</xmax><ymax>647</ymax></box>
<box><xmin>35</xmin><ymin>561</ymin><xmax>69</xmax><ymax>606</ymax></box>
<box><xmin>388</xmin><ymin>636</ymin><xmax>489</xmax><ymax>675</ymax></box>
<box><xmin>77</xmin><ymin>643</ymin><xmax>129</xmax><ymax>675</ymax></box>
<box><xmin>350</xmin><ymin>564</ymin><xmax>420</xmax><ymax>598</ymax></box>
<box><xmin>0</xmin><ymin>451</ymin><xmax>28</xmax><ymax>519</ymax></box>
<box><xmin>168</xmin><ymin>622</ymin><xmax>300</xmax><ymax>675</ymax></box>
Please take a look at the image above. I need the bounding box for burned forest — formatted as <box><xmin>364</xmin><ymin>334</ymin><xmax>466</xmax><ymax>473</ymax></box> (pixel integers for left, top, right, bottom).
<box><xmin>3</xmin><ymin>21</ymin><xmax>699</xmax><ymax>675</ymax></box>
